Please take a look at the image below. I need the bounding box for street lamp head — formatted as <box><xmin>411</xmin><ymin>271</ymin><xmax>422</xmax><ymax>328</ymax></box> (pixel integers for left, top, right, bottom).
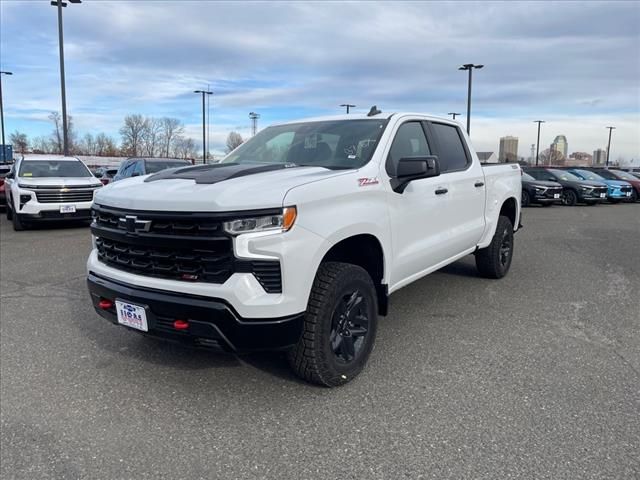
<box><xmin>533</xmin><ymin>120</ymin><xmax>546</xmax><ymax>124</ymax></box>
<box><xmin>606</xmin><ymin>126</ymin><xmax>616</xmax><ymax>130</ymax></box>
<box><xmin>69</xmin><ymin>0</ymin><xmax>82</xmax><ymax>3</ymax></box>
<box><xmin>0</xmin><ymin>71</ymin><xmax>13</xmax><ymax>75</ymax></box>
<box><xmin>475</xmin><ymin>64</ymin><xmax>484</xmax><ymax>69</ymax></box>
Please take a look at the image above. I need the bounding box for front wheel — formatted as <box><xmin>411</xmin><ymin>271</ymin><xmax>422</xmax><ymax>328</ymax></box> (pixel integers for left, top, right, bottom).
<box><xmin>562</xmin><ymin>190</ymin><xmax>578</xmax><ymax>206</ymax></box>
<box><xmin>521</xmin><ymin>190</ymin><xmax>530</xmax><ymax>207</ymax></box>
<box><xmin>288</xmin><ymin>262</ymin><xmax>378</xmax><ymax>387</ymax></box>
<box><xmin>12</xmin><ymin>212</ymin><xmax>25</xmax><ymax>231</ymax></box>
<box><xmin>475</xmin><ymin>215</ymin><xmax>514</xmax><ymax>279</ymax></box>
<box><xmin>629</xmin><ymin>190</ymin><xmax>638</xmax><ymax>203</ymax></box>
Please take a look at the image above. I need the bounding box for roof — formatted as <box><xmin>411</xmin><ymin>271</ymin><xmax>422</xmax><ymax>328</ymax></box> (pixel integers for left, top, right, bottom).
<box><xmin>21</xmin><ymin>154</ymin><xmax>80</xmax><ymax>161</ymax></box>
<box><xmin>273</xmin><ymin>112</ymin><xmax>459</xmax><ymax>127</ymax></box>
<box><xmin>126</xmin><ymin>157</ymin><xmax>189</xmax><ymax>162</ymax></box>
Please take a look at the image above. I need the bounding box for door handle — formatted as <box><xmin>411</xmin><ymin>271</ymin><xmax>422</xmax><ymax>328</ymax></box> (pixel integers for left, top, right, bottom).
<box><xmin>474</xmin><ymin>181</ymin><xmax>485</xmax><ymax>187</ymax></box>
<box><xmin>435</xmin><ymin>188</ymin><xmax>448</xmax><ymax>195</ymax></box>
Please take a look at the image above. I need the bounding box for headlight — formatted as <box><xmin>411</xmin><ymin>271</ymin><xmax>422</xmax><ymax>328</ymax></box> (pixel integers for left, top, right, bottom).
<box><xmin>223</xmin><ymin>206</ymin><xmax>297</xmax><ymax>235</ymax></box>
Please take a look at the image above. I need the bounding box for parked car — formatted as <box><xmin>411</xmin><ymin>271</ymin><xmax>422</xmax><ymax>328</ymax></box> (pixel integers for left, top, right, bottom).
<box><xmin>0</xmin><ymin>163</ymin><xmax>11</xmax><ymax>209</ymax></box>
<box><xmin>4</xmin><ymin>155</ymin><xmax>102</xmax><ymax>230</ymax></box>
<box><xmin>565</xmin><ymin>168</ymin><xmax>633</xmax><ymax>203</ymax></box>
<box><xmin>96</xmin><ymin>168</ymin><xmax>119</xmax><ymax>185</ymax></box>
<box><xmin>521</xmin><ymin>171</ymin><xmax>563</xmax><ymax>207</ymax></box>
<box><xmin>524</xmin><ymin>167</ymin><xmax>607</xmax><ymax>206</ymax></box>
<box><xmin>112</xmin><ymin>158</ymin><xmax>191</xmax><ymax>182</ymax></box>
<box><xmin>87</xmin><ymin>111</ymin><xmax>522</xmax><ymax>386</ymax></box>
<box><xmin>586</xmin><ymin>168</ymin><xmax>640</xmax><ymax>202</ymax></box>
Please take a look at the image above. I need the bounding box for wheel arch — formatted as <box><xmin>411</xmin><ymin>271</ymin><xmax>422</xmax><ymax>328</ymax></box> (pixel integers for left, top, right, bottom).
<box><xmin>319</xmin><ymin>233</ymin><xmax>388</xmax><ymax>316</ymax></box>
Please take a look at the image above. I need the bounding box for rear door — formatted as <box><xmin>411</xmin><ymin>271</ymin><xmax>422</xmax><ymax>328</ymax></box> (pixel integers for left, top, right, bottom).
<box><xmin>427</xmin><ymin>121</ymin><xmax>486</xmax><ymax>258</ymax></box>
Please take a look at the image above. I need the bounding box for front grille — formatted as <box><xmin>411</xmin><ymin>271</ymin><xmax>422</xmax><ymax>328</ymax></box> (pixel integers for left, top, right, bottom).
<box><xmin>96</xmin><ymin>237</ymin><xmax>233</xmax><ymax>284</ymax></box>
<box><xmin>92</xmin><ymin>205</ymin><xmax>282</xmax><ymax>292</ymax></box>
<box><xmin>36</xmin><ymin>188</ymin><xmax>96</xmax><ymax>203</ymax></box>
<box><xmin>620</xmin><ymin>187</ymin><xmax>632</xmax><ymax>193</ymax></box>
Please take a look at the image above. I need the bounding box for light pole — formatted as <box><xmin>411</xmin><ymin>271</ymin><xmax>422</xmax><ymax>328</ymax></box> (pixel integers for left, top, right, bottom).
<box><xmin>533</xmin><ymin>120</ymin><xmax>545</xmax><ymax>166</ymax></box>
<box><xmin>194</xmin><ymin>90</ymin><xmax>213</xmax><ymax>163</ymax></box>
<box><xmin>51</xmin><ymin>0</ymin><xmax>81</xmax><ymax>156</ymax></box>
<box><xmin>0</xmin><ymin>71</ymin><xmax>12</xmax><ymax>162</ymax></box>
<box><xmin>605</xmin><ymin>126</ymin><xmax>615</xmax><ymax>166</ymax></box>
<box><xmin>249</xmin><ymin>112</ymin><xmax>260</xmax><ymax>136</ymax></box>
<box><xmin>458</xmin><ymin>63</ymin><xmax>483</xmax><ymax>134</ymax></box>
<box><xmin>340</xmin><ymin>104</ymin><xmax>356</xmax><ymax>114</ymax></box>
<box><xmin>448</xmin><ymin>112</ymin><xmax>461</xmax><ymax>120</ymax></box>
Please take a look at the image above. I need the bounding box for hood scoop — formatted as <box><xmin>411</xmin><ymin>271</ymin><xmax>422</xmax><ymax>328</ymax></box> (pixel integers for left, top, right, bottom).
<box><xmin>145</xmin><ymin>163</ymin><xmax>290</xmax><ymax>185</ymax></box>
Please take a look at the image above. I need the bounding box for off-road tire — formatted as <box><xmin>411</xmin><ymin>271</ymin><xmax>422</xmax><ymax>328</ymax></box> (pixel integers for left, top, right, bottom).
<box><xmin>475</xmin><ymin>215</ymin><xmax>514</xmax><ymax>279</ymax></box>
<box><xmin>6</xmin><ymin>202</ymin><xmax>13</xmax><ymax>220</ymax></box>
<box><xmin>12</xmin><ymin>212</ymin><xmax>25</xmax><ymax>231</ymax></box>
<box><xmin>288</xmin><ymin>262</ymin><xmax>378</xmax><ymax>387</ymax></box>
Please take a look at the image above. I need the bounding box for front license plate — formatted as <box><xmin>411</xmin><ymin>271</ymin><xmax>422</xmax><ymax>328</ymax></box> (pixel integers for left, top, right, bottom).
<box><xmin>60</xmin><ymin>205</ymin><xmax>76</xmax><ymax>213</ymax></box>
<box><xmin>115</xmin><ymin>300</ymin><xmax>148</xmax><ymax>332</ymax></box>
<box><xmin>600</xmin><ymin>193</ymin><xmax>606</xmax><ymax>198</ymax></box>
<box><xmin>626</xmin><ymin>192</ymin><xmax>631</xmax><ymax>197</ymax></box>
<box><xmin>554</xmin><ymin>193</ymin><xmax>560</xmax><ymax>199</ymax></box>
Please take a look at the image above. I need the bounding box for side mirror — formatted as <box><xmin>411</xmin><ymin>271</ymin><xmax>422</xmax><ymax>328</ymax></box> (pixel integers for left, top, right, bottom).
<box><xmin>6</xmin><ymin>172</ymin><xmax>14</xmax><ymax>179</ymax></box>
<box><xmin>131</xmin><ymin>172</ymin><xmax>141</xmax><ymax>177</ymax></box>
<box><xmin>392</xmin><ymin>156</ymin><xmax>440</xmax><ymax>193</ymax></box>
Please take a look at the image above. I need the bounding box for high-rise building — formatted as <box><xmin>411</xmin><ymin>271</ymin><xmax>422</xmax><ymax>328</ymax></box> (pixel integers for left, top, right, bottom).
<box><xmin>593</xmin><ymin>149</ymin><xmax>607</xmax><ymax>165</ymax></box>
<box><xmin>499</xmin><ymin>136</ymin><xmax>518</xmax><ymax>162</ymax></box>
<box><xmin>551</xmin><ymin>135</ymin><xmax>568</xmax><ymax>158</ymax></box>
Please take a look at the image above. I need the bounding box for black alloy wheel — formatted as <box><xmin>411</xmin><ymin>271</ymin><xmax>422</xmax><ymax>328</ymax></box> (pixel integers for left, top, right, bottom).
<box><xmin>562</xmin><ymin>190</ymin><xmax>578</xmax><ymax>206</ymax></box>
<box><xmin>329</xmin><ymin>290</ymin><xmax>370</xmax><ymax>364</ymax></box>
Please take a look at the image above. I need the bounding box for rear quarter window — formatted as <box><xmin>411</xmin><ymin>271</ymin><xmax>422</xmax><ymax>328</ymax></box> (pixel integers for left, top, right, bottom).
<box><xmin>430</xmin><ymin>123</ymin><xmax>469</xmax><ymax>172</ymax></box>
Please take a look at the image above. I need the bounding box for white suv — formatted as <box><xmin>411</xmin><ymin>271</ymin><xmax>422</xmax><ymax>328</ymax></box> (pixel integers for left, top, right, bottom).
<box><xmin>5</xmin><ymin>155</ymin><xmax>102</xmax><ymax>231</ymax></box>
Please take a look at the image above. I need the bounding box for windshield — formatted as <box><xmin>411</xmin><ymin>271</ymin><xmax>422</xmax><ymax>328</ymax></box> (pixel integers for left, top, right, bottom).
<box><xmin>19</xmin><ymin>160</ymin><xmax>92</xmax><ymax>178</ymax></box>
<box><xmin>145</xmin><ymin>160</ymin><xmax>190</xmax><ymax>174</ymax></box>
<box><xmin>223</xmin><ymin>119</ymin><xmax>388</xmax><ymax>170</ymax></box>
<box><xmin>548</xmin><ymin>169</ymin><xmax>580</xmax><ymax>182</ymax></box>
<box><xmin>572</xmin><ymin>169</ymin><xmax>603</xmax><ymax>181</ymax></box>
<box><xmin>611</xmin><ymin>170</ymin><xmax>637</xmax><ymax>181</ymax></box>
<box><xmin>522</xmin><ymin>173</ymin><xmax>536</xmax><ymax>181</ymax></box>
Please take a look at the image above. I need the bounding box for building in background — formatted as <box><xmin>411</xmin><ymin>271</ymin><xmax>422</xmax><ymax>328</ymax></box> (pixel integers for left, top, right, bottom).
<box><xmin>551</xmin><ymin>135</ymin><xmax>568</xmax><ymax>158</ymax></box>
<box><xmin>593</xmin><ymin>148</ymin><xmax>607</xmax><ymax>165</ymax></box>
<box><xmin>477</xmin><ymin>151</ymin><xmax>498</xmax><ymax>163</ymax></box>
<box><xmin>498</xmin><ymin>136</ymin><xmax>518</xmax><ymax>162</ymax></box>
<box><xmin>566</xmin><ymin>152</ymin><xmax>593</xmax><ymax>167</ymax></box>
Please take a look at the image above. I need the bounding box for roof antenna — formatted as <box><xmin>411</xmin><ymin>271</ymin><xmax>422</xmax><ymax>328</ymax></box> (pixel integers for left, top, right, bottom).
<box><xmin>367</xmin><ymin>105</ymin><xmax>382</xmax><ymax>117</ymax></box>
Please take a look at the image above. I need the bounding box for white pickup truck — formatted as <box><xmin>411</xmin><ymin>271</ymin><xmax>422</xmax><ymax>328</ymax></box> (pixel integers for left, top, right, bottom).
<box><xmin>87</xmin><ymin>110</ymin><xmax>521</xmax><ymax>386</ymax></box>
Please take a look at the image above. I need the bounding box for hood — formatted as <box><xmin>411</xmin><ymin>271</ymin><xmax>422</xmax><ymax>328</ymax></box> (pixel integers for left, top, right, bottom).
<box><xmin>94</xmin><ymin>164</ymin><xmax>349</xmax><ymax>211</ymax></box>
<box><xmin>603</xmin><ymin>179</ymin><xmax>632</xmax><ymax>187</ymax></box>
<box><xmin>574</xmin><ymin>180</ymin><xmax>608</xmax><ymax>188</ymax></box>
<box><xmin>522</xmin><ymin>179</ymin><xmax>562</xmax><ymax>188</ymax></box>
<box><xmin>17</xmin><ymin>177</ymin><xmax>102</xmax><ymax>188</ymax></box>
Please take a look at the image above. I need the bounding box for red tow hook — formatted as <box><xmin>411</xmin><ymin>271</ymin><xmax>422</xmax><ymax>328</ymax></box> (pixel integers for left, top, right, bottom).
<box><xmin>98</xmin><ymin>299</ymin><xmax>114</xmax><ymax>309</ymax></box>
<box><xmin>173</xmin><ymin>320</ymin><xmax>189</xmax><ymax>330</ymax></box>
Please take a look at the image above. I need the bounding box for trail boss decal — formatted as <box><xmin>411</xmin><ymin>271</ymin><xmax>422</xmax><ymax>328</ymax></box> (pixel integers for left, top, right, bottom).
<box><xmin>358</xmin><ymin>177</ymin><xmax>379</xmax><ymax>187</ymax></box>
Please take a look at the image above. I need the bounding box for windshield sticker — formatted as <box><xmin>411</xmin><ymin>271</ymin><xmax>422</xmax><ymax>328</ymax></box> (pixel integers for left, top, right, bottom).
<box><xmin>344</xmin><ymin>145</ymin><xmax>357</xmax><ymax>156</ymax></box>
<box><xmin>22</xmin><ymin>172</ymin><xmax>32</xmax><ymax>176</ymax></box>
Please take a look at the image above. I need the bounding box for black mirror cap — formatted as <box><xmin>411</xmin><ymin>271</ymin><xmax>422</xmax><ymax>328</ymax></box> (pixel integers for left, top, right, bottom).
<box><xmin>392</xmin><ymin>156</ymin><xmax>440</xmax><ymax>193</ymax></box>
<box><xmin>6</xmin><ymin>172</ymin><xmax>14</xmax><ymax>179</ymax></box>
<box><xmin>396</xmin><ymin>155</ymin><xmax>440</xmax><ymax>178</ymax></box>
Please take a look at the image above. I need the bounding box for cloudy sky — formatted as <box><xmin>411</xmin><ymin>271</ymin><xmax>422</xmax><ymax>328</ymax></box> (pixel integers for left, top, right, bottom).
<box><xmin>1</xmin><ymin>0</ymin><xmax>639</xmax><ymax>160</ymax></box>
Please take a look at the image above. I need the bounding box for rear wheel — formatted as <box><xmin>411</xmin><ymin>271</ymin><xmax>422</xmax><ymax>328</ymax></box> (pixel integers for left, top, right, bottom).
<box><xmin>562</xmin><ymin>190</ymin><xmax>578</xmax><ymax>206</ymax></box>
<box><xmin>475</xmin><ymin>215</ymin><xmax>514</xmax><ymax>279</ymax></box>
<box><xmin>521</xmin><ymin>190</ymin><xmax>530</xmax><ymax>207</ymax></box>
<box><xmin>288</xmin><ymin>262</ymin><xmax>378</xmax><ymax>387</ymax></box>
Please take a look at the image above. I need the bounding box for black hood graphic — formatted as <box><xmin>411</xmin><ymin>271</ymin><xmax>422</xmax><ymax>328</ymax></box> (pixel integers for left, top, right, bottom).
<box><xmin>145</xmin><ymin>163</ymin><xmax>293</xmax><ymax>185</ymax></box>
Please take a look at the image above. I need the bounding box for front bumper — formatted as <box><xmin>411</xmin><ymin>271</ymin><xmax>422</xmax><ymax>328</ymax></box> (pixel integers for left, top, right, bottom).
<box><xmin>87</xmin><ymin>272</ymin><xmax>305</xmax><ymax>352</ymax></box>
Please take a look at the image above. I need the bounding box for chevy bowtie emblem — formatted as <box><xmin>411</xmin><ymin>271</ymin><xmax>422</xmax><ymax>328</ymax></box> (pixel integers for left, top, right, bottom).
<box><xmin>118</xmin><ymin>215</ymin><xmax>152</xmax><ymax>233</ymax></box>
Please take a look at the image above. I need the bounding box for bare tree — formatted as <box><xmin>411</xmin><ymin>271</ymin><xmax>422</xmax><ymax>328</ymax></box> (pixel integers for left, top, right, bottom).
<box><xmin>80</xmin><ymin>133</ymin><xmax>97</xmax><ymax>156</ymax></box>
<box><xmin>9</xmin><ymin>131</ymin><xmax>29</xmax><ymax>154</ymax></box>
<box><xmin>32</xmin><ymin>135</ymin><xmax>53</xmax><ymax>154</ymax></box>
<box><xmin>95</xmin><ymin>133</ymin><xmax>119</xmax><ymax>157</ymax></box>
<box><xmin>142</xmin><ymin>117</ymin><xmax>163</xmax><ymax>157</ymax></box>
<box><xmin>539</xmin><ymin>148</ymin><xmax>565</xmax><ymax>166</ymax></box>
<box><xmin>160</xmin><ymin>117</ymin><xmax>184</xmax><ymax>158</ymax></box>
<box><xmin>49</xmin><ymin>112</ymin><xmax>63</xmax><ymax>153</ymax></box>
<box><xmin>172</xmin><ymin>137</ymin><xmax>197</xmax><ymax>160</ymax></box>
<box><xmin>120</xmin><ymin>114</ymin><xmax>148</xmax><ymax>157</ymax></box>
<box><xmin>226</xmin><ymin>131</ymin><xmax>244</xmax><ymax>153</ymax></box>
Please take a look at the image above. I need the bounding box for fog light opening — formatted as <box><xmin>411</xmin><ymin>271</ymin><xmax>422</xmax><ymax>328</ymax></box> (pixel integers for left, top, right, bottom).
<box><xmin>98</xmin><ymin>299</ymin><xmax>114</xmax><ymax>309</ymax></box>
<box><xmin>173</xmin><ymin>319</ymin><xmax>189</xmax><ymax>330</ymax></box>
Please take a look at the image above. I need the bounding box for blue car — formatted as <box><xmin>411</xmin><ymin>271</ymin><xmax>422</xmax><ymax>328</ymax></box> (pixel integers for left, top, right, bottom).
<box><xmin>566</xmin><ymin>168</ymin><xmax>634</xmax><ymax>203</ymax></box>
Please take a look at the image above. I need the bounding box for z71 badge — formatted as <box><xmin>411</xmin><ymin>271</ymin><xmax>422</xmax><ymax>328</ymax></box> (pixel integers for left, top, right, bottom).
<box><xmin>358</xmin><ymin>177</ymin><xmax>379</xmax><ymax>187</ymax></box>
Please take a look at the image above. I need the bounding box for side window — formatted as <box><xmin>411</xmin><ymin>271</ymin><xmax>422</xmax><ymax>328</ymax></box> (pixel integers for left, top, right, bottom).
<box><xmin>430</xmin><ymin>123</ymin><xmax>469</xmax><ymax>172</ymax></box>
<box><xmin>133</xmin><ymin>161</ymin><xmax>145</xmax><ymax>176</ymax></box>
<box><xmin>386</xmin><ymin>122</ymin><xmax>430</xmax><ymax>176</ymax></box>
<box><xmin>120</xmin><ymin>161</ymin><xmax>135</xmax><ymax>178</ymax></box>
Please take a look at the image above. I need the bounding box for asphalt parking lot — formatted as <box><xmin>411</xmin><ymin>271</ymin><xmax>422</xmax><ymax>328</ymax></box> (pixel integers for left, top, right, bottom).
<box><xmin>1</xmin><ymin>203</ymin><xmax>639</xmax><ymax>479</ymax></box>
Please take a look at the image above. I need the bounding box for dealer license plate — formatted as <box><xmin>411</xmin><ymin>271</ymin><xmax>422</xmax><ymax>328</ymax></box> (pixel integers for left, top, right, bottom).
<box><xmin>554</xmin><ymin>193</ymin><xmax>560</xmax><ymax>199</ymax></box>
<box><xmin>626</xmin><ymin>192</ymin><xmax>631</xmax><ymax>197</ymax></box>
<box><xmin>60</xmin><ymin>205</ymin><xmax>76</xmax><ymax>213</ymax></box>
<box><xmin>115</xmin><ymin>300</ymin><xmax>148</xmax><ymax>332</ymax></box>
<box><xmin>600</xmin><ymin>193</ymin><xmax>606</xmax><ymax>198</ymax></box>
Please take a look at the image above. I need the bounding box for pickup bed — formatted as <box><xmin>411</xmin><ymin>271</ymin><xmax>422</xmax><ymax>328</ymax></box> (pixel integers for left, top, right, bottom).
<box><xmin>87</xmin><ymin>111</ymin><xmax>521</xmax><ymax>386</ymax></box>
